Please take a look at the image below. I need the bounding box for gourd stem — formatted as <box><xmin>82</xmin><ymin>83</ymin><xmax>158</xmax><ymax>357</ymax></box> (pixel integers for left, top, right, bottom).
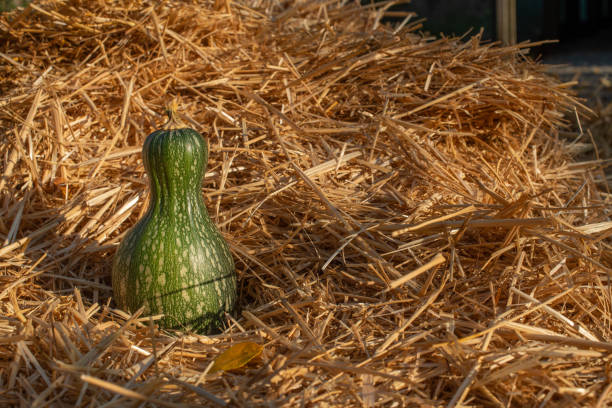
<box><xmin>163</xmin><ymin>99</ymin><xmax>186</xmax><ymax>130</ymax></box>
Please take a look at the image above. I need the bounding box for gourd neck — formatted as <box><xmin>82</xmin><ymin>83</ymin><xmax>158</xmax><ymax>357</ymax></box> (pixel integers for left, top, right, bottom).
<box><xmin>150</xmin><ymin>184</ymin><xmax>206</xmax><ymax>217</ymax></box>
<box><xmin>142</xmin><ymin>101</ymin><xmax>209</xmax><ymax>217</ymax></box>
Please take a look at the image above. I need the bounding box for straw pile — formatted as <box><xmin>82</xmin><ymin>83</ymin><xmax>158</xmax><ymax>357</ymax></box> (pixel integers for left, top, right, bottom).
<box><xmin>1</xmin><ymin>0</ymin><xmax>611</xmax><ymax>406</ymax></box>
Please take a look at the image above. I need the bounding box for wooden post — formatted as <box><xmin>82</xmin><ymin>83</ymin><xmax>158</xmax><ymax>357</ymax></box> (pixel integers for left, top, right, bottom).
<box><xmin>496</xmin><ymin>0</ymin><xmax>517</xmax><ymax>45</ymax></box>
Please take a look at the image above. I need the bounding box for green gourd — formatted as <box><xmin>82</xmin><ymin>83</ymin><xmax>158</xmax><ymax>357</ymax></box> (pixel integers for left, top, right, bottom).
<box><xmin>112</xmin><ymin>103</ymin><xmax>236</xmax><ymax>333</ymax></box>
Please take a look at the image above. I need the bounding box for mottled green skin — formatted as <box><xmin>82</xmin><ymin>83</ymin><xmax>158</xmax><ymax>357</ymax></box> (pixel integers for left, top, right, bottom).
<box><xmin>112</xmin><ymin>127</ymin><xmax>236</xmax><ymax>333</ymax></box>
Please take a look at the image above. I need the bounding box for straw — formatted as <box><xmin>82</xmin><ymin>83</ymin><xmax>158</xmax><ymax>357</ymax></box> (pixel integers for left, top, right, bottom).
<box><xmin>1</xmin><ymin>0</ymin><xmax>610</xmax><ymax>406</ymax></box>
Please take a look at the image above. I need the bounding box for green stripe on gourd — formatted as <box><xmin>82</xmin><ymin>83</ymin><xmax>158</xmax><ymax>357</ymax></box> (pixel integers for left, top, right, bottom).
<box><xmin>112</xmin><ymin>103</ymin><xmax>236</xmax><ymax>333</ymax></box>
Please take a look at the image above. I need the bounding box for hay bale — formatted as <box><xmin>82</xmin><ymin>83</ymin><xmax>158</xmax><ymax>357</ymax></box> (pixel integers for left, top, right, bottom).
<box><xmin>0</xmin><ymin>0</ymin><xmax>610</xmax><ymax>406</ymax></box>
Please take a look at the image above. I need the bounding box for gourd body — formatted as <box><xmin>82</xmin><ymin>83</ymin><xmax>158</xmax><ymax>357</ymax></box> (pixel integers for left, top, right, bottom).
<box><xmin>112</xmin><ymin>126</ymin><xmax>236</xmax><ymax>333</ymax></box>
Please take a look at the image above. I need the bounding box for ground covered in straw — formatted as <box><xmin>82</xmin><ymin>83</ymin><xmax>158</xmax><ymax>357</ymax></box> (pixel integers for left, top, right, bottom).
<box><xmin>1</xmin><ymin>0</ymin><xmax>612</xmax><ymax>406</ymax></box>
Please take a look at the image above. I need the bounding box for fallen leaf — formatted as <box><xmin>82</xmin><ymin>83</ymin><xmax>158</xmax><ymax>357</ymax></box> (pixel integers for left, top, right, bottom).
<box><xmin>209</xmin><ymin>342</ymin><xmax>263</xmax><ymax>374</ymax></box>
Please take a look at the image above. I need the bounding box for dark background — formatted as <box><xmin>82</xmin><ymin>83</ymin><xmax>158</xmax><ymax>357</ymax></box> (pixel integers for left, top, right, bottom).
<box><xmin>383</xmin><ymin>0</ymin><xmax>612</xmax><ymax>65</ymax></box>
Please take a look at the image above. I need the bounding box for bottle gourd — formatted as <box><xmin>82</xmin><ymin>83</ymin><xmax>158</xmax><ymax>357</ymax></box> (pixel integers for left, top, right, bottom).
<box><xmin>112</xmin><ymin>103</ymin><xmax>236</xmax><ymax>333</ymax></box>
